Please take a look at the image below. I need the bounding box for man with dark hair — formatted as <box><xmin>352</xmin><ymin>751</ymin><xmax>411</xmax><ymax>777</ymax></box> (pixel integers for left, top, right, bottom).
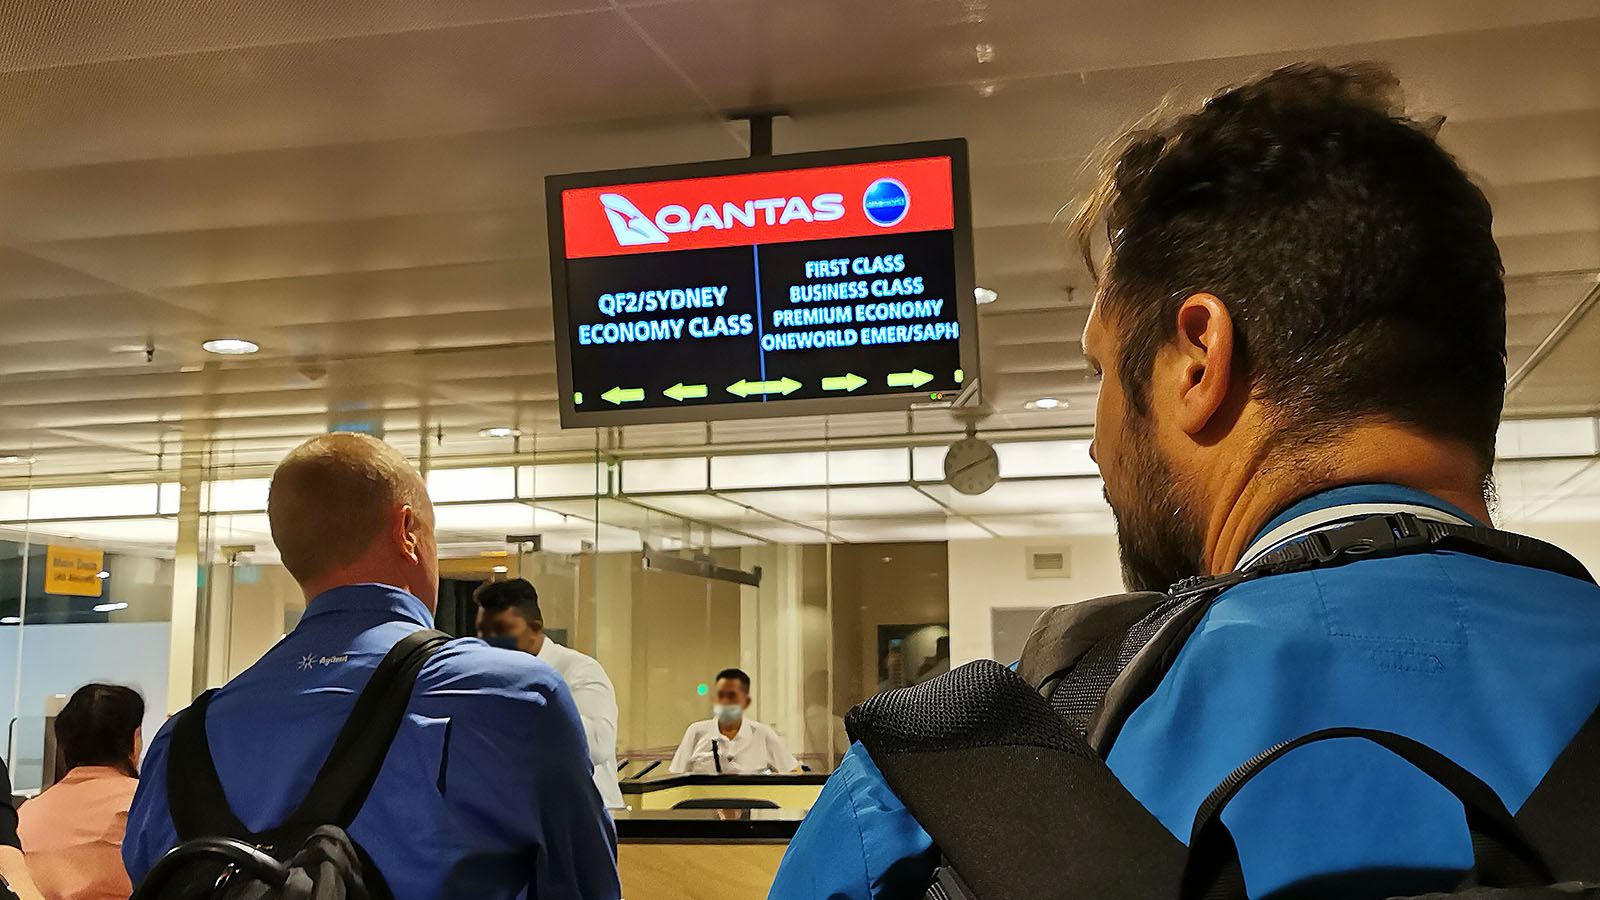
<box><xmin>476</xmin><ymin>578</ymin><xmax>623</xmax><ymax>808</ymax></box>
<box><xmin>671</xmin><ymin>668</ymin><xmax>799</xmax><ymax>774</ymax></box>
<box><xmin>125</xmin><ymin>433</ymin><xmax>620</xmax><ymax>900</ymax></box>
<box><xmin>769</xmin><ymin>62</ymin><xmax>1600</xmax><ymax>900</ymax></box>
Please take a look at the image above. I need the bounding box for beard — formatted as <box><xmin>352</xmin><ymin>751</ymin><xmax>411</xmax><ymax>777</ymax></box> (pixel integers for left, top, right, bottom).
<box><xmin>1104</xmin><ymin>414</ymin><xmax>1206</xmax><ymax>593</ymax></box>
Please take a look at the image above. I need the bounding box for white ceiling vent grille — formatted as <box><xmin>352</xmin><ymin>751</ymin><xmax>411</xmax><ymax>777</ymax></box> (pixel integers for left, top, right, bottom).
<box><xmin>1026</xmin><ymin>545</ymin><xmax>1071</xmax><ymax>579</ymax></box>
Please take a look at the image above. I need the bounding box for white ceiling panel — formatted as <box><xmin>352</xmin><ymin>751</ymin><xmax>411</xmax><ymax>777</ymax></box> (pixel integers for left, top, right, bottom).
<box><xmin>0</xmin><ymin>0</ymin><xmax>1592</xmax><ymax>535</ymax></box>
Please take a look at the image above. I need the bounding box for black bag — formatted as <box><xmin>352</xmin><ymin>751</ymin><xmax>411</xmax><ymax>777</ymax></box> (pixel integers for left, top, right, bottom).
<box><xmin>131</xmin><ymin>629</ymin><xmax>450</xmax><ymax>900</ymax></box>
<box><xmin>849</xmin><ymin>513</ymin><xmax>1600</xmax><ymax>900</ymax></box>
<box><xmin>851</xmin><ymin>660</ymin><xmax>1600</xmax><ymax>900</ymax></box>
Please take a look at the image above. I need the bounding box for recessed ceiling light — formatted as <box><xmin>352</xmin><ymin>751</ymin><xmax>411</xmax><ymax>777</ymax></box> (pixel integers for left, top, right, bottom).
<box><xmin>0</xmin><ymin>455</ymin><xmax>33</xmax><ymax>465</ymax></box>
<box><xmin>1027</xmin><ymin>397</ymin><xmax>1064</xmax><ymax>410</ymax></box>
<box><xmin>92</xmin><ymin>602</ymin><xmax>129</xmax><ymax>613</ymax></box>
<box><xmin>479</xmin><ymin>427</ymin><xmax>522</xmax><ymax>438</ymax></box>
<box><xmin>96</xmin><ymin>570</ymin><xmax>111</xmax><ymax>579</ymax></box>
<box><xmin>491</xmin><ymin>565</ymin><xmax>509</xmax><ymax>574</ymax></box>
<box><xmin>974</xmin><ymin>286</ymin><xmax>998</xmax><ymax>304</ymax></box>
<box><xmin>202</xmin><ymin>338</ymin><xmax>259</xmax><ymax>355</ymax></box>
<box><xmin>0</xmin><ymin>617</ymin><xmax>18</xmax><ymax>625</ymax></box>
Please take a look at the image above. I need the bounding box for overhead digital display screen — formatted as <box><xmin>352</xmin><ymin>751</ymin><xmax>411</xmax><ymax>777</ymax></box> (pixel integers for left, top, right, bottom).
<box><xmin>547</xmin><ymin>139</ymin><xmax>978</xmax><ymax>427</ymax></box>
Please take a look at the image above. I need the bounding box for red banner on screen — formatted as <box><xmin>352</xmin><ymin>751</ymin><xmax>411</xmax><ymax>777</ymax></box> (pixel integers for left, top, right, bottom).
<box><xmin>561</xmin><ymin>156</ymin><xmax>954</xmax><ymax>259</ymax></box>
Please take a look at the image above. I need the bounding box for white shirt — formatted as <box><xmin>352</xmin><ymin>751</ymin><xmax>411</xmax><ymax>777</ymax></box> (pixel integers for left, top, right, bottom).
<box><xmin>537</xmin><ymin>638</ymin><xmax>624</xmax><ymax>808</ymax></box>
<box><xmin>670</xmin><ymin>717</ymin><xmax>799</xmax><ymax>775</ymax></box>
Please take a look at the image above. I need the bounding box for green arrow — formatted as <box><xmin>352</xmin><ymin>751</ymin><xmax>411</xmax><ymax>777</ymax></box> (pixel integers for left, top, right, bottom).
<box><xmin>727</xmin><ymin>377</ymin><xmax>802</xmax><ymax>398</ymax></box>
<box><xmin>821</xmin><ymin>373</ymin><xmax>868</xmax><ymax>392</ymax></box>
<box><xmin>887</xmin><ymin>368</ymin><xmax>934</xmax><ymax>388</ymax></box>
<box><xmin>602</xmin><ymin>386</ymin><xmax>645</xmax><ymax>405</ymax></box>
<box><xmin>664</xmin><ymin>382</ymin><xmax>708</xmax><ymax>402</ymax></box>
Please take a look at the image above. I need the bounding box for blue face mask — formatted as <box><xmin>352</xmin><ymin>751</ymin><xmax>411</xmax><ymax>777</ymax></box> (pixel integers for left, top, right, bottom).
<box><xmin>483</xmin><ymin>635</ymin><xmax>519</xmax><ymax>652</ymax></box>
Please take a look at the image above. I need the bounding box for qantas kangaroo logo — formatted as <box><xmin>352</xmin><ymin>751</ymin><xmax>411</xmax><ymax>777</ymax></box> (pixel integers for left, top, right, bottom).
<box><xmin>600</xmin><ymin>193</ymin><xmax>671</xmax><ymax>246</ymax></box>
<box><xmin>596</xmin><ymin>190</ymin><xmax>848</xmax><ymax>248</ymax></box>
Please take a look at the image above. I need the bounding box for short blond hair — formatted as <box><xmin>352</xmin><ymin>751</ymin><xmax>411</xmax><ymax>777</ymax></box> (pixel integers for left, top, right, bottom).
<box><xmin>267</xmin><ymin>433</ymin><xmax>431</xmax><ymax>584</ymax></box>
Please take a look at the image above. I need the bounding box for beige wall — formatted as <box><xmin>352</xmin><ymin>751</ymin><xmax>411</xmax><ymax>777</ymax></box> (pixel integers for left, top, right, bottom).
<box><xmin>223</xmin><ymin>563</ymin><xmax>304</xmax><ymax>680</ymax></box>
<box><xmin>829</xmin><ymin>542</ymin><xmax>950</xmax><ymax>712</ymax></box>
<box><xmin>946</xmin><ymin>535</ymin><xmax>1126</xmax><ymax>665</ymax></box>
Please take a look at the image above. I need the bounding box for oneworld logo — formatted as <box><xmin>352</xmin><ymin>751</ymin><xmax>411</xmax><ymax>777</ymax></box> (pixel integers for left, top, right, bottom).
<box><xmin>597</xmin><ymin>191</ymin><xmax>846</xmax><ymax>247</ymax></box>
<box><xmin>862</xmin><ymin>178</ymin><xmax>910</xmax><ymax>227</ymax></box>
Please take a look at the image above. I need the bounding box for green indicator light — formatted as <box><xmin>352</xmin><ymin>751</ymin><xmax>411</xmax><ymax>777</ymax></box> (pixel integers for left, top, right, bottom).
<box><xmin>573</xmin><ymin>392</ymin><xmax>583</xmax><ymax>405</ymax></box>
<box><xmin>954</xmin><ymin>368</ymin><xmax>965</xmax><ymax>383</ymax></box>
<box><xmin>696</xmin><ymin>683</ymin><xmax>709</xmax><ymax>696</ymax></box>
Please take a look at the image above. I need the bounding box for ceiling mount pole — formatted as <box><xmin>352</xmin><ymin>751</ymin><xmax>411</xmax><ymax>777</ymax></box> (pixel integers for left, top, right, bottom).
<box><xmin>727</xmin><ymin>108</ymin><xmax>789</xmax><ymax>158</ymax></box>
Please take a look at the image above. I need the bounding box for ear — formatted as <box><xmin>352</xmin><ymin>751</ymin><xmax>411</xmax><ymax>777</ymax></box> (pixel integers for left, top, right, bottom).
<box><xmin>397</xmin><ymin>504</ymin><xmax>422</xmax><ymax>563</ymax></box>
<box><xmin>1163</xmin><ymin>292</ymin><xmax>1238</xmax><ymax>436</ymax></box>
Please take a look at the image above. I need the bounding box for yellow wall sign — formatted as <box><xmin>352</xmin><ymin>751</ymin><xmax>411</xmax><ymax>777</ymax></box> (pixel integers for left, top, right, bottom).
<box><xmin>45</xmin><ymin>545</ymin><xmax>105</xmax><ymax>597</ymax></box>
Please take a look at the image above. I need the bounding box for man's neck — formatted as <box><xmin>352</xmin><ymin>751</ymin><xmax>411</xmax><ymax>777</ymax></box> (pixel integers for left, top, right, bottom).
<box><xmin>1199</xmin><ymin>422</ymin><xmax>1490</xmax><ymax>574</ymax></box>
<box><xmin>719</xmin><ymin>720</ymin><xmax>743</xmax><ymax>739</ymax></box>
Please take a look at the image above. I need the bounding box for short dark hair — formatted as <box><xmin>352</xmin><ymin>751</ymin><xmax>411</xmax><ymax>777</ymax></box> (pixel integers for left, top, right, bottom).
<box><xmin>473</xmin><ymin>578</ymin><xmax>543</xmax><ymax>624</ymax></box>
<box><xmin>55</xmin><ymin>683</ymin><xmax>143</xmax><ymax>777</ymax></box>
<box><xmin>715</xmin><ymin>668</ymin><xmax>751</xmax><ymax>691</ymax></box>
<box><xmin>1074</xmin><ymin>62</ymin><xmax>1505</xmax><ymax>474</ymax></box>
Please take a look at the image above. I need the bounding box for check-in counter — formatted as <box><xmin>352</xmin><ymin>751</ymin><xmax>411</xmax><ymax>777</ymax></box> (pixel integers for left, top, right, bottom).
<box><xmin>620</xmin><ymin>773</ymin><xmax>828</xmax><ymax>811</ymax></box>
<box><xmin>616</xmin><ymin>776</ymin><xmax>825</xmax><ymax>900</ymax></box>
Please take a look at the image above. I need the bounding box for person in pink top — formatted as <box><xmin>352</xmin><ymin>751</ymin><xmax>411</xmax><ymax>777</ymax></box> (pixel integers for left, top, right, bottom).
<box><xmin>18</xmin><ymin>684</ymin><xmax>143</xmax><ymax>900</ymax></box>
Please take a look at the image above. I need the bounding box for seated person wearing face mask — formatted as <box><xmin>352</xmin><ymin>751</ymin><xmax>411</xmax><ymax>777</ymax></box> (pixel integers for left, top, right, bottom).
<box><xmin>670</xmin><ymin>669</ymin><xmax>800</xmax><ymax>775</ymax></box>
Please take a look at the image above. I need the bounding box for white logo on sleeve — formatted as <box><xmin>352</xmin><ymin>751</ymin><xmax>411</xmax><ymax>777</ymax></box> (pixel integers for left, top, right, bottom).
<box><xmin>600</xmin><ymin>193</ymin><xmax>670</xmax><ymax>246</ymax></box>
<box><xmin>298</xmin><ymin>652</ymin><xmax>350</xmax><ymax>671</ymax></box>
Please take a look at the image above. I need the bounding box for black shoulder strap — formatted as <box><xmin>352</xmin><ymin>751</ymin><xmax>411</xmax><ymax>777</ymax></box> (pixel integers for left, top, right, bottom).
<box><xmin>1514</xmin><ymin>700</ymin><xmax>1600</xmax><ymax>882</ymax></box>
<box><xmin>167</xmin><ymin>628</ymin><xmax>451</xmax><ymax>840</ymax></box>
<box><xmin>168</xmin><ymin>688</ymin><xmax>247</xmax><ymax>840</ymax></box>
<box><xmin>848</xmin><ymin>660</ymin><xmax>1186</xmax><ymax>900</ymax></box>
<box><xmin>1182</xmin><ymin>727</ymin><xmax>1555</xmax><ymax>900</ymax></box>
<box><xmin>284</xmin><ymin>629</ymin><xmax>450</xmax><ymax>828</ymax></box>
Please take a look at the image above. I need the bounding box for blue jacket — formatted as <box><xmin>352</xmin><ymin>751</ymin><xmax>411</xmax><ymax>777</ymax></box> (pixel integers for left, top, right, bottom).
<box><xmin>125</xmin><ymin>584</ymin><xmax>621</xmax><ymax>900</ymax></box>
<box><xmin>769</xmin><ymin>485</ymin><xmax>1600</xmax><ymax>899</ymax></box>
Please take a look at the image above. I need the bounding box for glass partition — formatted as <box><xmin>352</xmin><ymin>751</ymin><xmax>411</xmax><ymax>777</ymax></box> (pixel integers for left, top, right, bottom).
<box><xmin>9</xmin><ymin>416</ymin><xmax>1595</xmax><ymax>804</ymax></box>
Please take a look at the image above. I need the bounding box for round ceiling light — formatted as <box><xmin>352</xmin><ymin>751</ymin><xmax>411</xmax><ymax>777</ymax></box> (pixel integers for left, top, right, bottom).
<box><xmin>479</xmin><ymin>426</ymin><xmax>522</xmax><ymax>438</ymax></box>
<box><xmin>974</xmin><ymin>286</ymin><xmax>998</xmax><ymax>305</ymax></box>
<box><xmin>1027</xmin><ymin>397</ymin><xmax>1064</xmax><ymax>410</ymax></box>
<box><xmin>202</xmin><ymin>338</ymin><xmax>259</xmax><ymax>355</ymax></box>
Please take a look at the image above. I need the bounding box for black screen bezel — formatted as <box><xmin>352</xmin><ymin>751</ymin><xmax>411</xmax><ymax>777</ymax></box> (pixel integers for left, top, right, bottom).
<box><xmin>545</xmin><ymin>138</ymin><xmax>979</xmax><ymax>429</ymax></box>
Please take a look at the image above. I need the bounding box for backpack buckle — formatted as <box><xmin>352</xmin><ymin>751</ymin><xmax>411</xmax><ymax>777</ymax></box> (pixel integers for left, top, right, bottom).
<box><xmin>1318</xmin><ymin>512</ymin><xmax>1431</xmax><ymax>562</ymax></box>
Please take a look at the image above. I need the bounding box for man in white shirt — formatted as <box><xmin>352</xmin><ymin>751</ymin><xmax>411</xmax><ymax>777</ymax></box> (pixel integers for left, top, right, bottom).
<box><xmin>476</xmin><ymin>578</ymin><xmax>624</xmax><ymax>808</ymax></box>
<box><xmin>670</xmin><ymin>668</ymin><xmax>800</xmax><ymax>775</ymax></box>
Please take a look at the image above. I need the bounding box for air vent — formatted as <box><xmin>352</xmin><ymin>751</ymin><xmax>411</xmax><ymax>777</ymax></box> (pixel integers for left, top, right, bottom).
<box><xmin>1026</xmin><ymin>546</ymin><xmax>1071</xmax><ymax>579</ymax></box>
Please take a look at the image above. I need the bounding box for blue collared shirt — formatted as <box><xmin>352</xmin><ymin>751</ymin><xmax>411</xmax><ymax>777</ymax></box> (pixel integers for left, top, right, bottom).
<box><xmin>125</xmin><ymin>584</ymin><xmax>621</xmax><ymax>900</ymax></box>
<box><xmin>768</xmin><ymin>485</ymin><xmax>1600</xmax><ymax>900</ymax></box>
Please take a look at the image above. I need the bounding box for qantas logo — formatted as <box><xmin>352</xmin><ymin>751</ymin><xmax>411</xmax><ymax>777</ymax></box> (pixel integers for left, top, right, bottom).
<box><xmin>598</xmin><ymin>191</ymin><xmax>847</xmax><ymax>247</ymax></box>
<box><xmin>600</xmin><ymin>194</ymin><xmax>670</xmax><ymax>246</ymax></box>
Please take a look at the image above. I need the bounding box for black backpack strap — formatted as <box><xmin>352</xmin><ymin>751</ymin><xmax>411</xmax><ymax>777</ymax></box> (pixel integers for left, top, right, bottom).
<box><xmin>130</xmin><ymin>837</ymin><xmax>290</xmax><ymax>899</ymax></box>
<box><xmin>1515</xmin><ymin>700</ymin><xmax>1600</xmax><ymax>882</ymax></box>
<box><xmin>167</xmin><ymin>688</ymin><xmax>252</xmax><ymax>840</ymax></box>
<box><xmin>847</xmin><ymin>660</ymin><xmax>1187</xmax><ymax>900</ymax></box>
<box><xmin>165</xmin><ymin>629</ymin><xmax>450</xmax><ymax>841</ymax></box>
<box><xmin>284</xmin><ymin>628</ymin><xmax>450</xmax><ymax>828</ymax></box>
<box><xmin>1181</xmin><ymin>727</ymin><xmax>1555</xmax><ymax>900</ymax></box>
